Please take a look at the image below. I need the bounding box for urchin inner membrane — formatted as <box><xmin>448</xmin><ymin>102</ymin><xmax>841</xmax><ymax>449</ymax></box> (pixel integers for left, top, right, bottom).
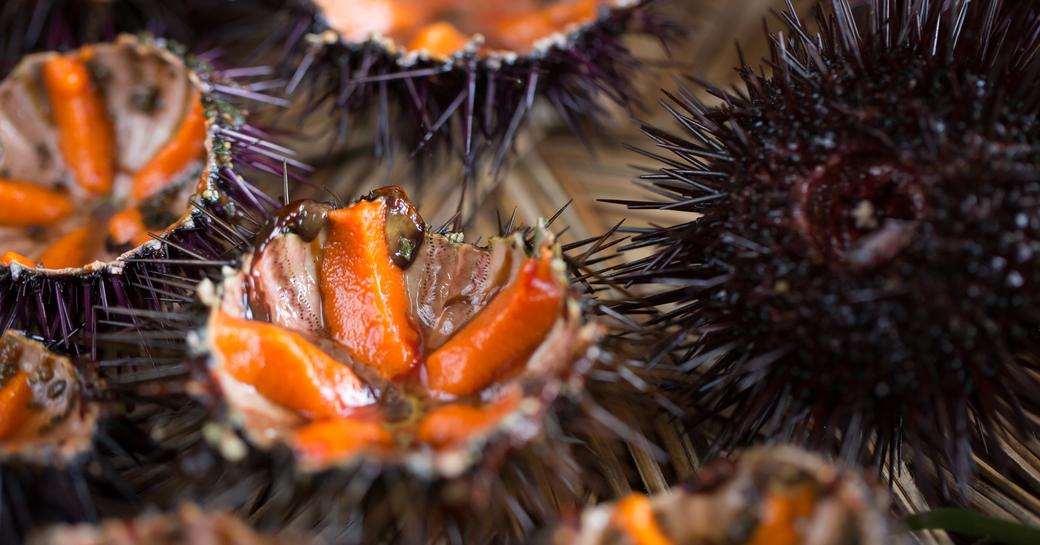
<box><xmin>198</xmin><ymin>186</ymin><xmax>599</xmax><ymax>475</ymax></box>
<box><xmin>0</xmin><ymin>37</ymin><xmax>208</xmax><ymax>271</ymax></box>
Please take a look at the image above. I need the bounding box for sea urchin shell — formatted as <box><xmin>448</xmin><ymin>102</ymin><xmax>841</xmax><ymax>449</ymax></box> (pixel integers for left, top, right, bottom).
<box><xmin>550</xmin><ymin>446</ymin><xmax>902</xmax><ymax>545</ymax></box>
<box><xmin>106</xmin><ymin>186</ymin><xmax>616</xmax><ymax>544</ymax></box>
<box><xmin>28</xmin><ymin>503</ymin><xmax>314</xmax><ymax>545</ymax></box>
<box><xmin>0</xmin><ymin>34</ymin><xmax>300</xmax><ymax>351</ymax></box>
<box><xmin>0</xmin><ymin>330</ymin><xmax>100</xmax><ymax>542</ymax></box>
<box><xmin>223</xmin><ymin>0</ymin><xmax>672</xmax><ymax>176</ymax></box>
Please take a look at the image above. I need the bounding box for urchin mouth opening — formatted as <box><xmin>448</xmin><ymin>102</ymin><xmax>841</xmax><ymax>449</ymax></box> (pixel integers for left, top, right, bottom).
<box><xmin>313</xmin><ymin>0</ymin><xmax>605</xmax><ymax>58</ymax></box>
<box><xmin>792</xmin><ymin>155</ymin><xmax>927</xmax><ymax>272</ymax></box>
<box><xmin>0</xmin><ymin>36</ymin><xmax>208</xmax><ymax>272</ymax></box>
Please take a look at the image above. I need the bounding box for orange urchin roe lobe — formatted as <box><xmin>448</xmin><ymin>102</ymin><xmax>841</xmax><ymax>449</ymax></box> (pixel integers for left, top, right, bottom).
<box><xmin>1</xmin><ymin>252</ymin><xmax>35</xmax><ymax>268</ymax></box>
<box><xmin>213</xmin><ymin>311</ymin><xmax>374</xmax><ymax>419</ymax></box>
<box><xmin>426</xmin><ymin>253</ymin><xmax>562</xmax><ymax>396</ymax></box>
<box><xmin>417</xmin><ymin>388</ymin><xmax>522</xmax><ymax>448</ymax></box>
<box><xmin>42</xmin><ymin>55</ymin><xmax>115</xmax><ymax>196</ymax></box>
<box><xmin>0</xmin><ymin>372</ymin><xmax>31</xmax><ymax>440</ymax></box>
<box><xmin>408</xmin><ymin>22</ymin><xmax>471</xmax><ymax>57</ymax></box>
<box><xmin>292</xmin><ymin>417</ymin><xmax>394</xmax><ymax>464</ymax></box>
<box><xmin>38</xmin><ymin>226</ymin><xmax>92</xmax><ymax>269</ymax></box>
<box><xmin>317</xmin><ymin>0</ymin><xmax>602</xmax><ymax>56</ymax></box>
<box><xmin>491</xmin><ymin>11</ymin><xmax>557</xmax><ymax>52</ymax></box>
<box><xmin>320</xmin><ymin>199</ymin><xmax>420</xmax><ymax>381</ymax></box>
<box><xmin>746</xmin><ymin>486</ymin><xmax>817</xmax><ymax>545</ymax></box>
<box><xmin>611</xmin><ymin>494</ymin><xmax>676</xmax><ymax>545</ymax></box>
<box><xmin>131</xmin><ymin>95</ymin><xmax>207</xmax><ymax>203</ymax></box>
<box><xmin>0</xmin><ymin>179</ymin><xmax>74</xmax><ymax>227</ymax></box>
<box><xmin>316</xmin><ymin>0</ymin><xmax>430</xmax><ymax>43</ymax></box>
<box><xmin>107</xmin><ymin>208</ymin><xmax>151</xmax><ymax>247</ymax></box>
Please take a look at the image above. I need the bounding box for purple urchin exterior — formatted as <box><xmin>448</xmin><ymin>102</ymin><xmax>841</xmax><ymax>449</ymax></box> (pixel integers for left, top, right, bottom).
<box><xmin>0</xmin><ymin>35</ymin><xmax>303</xmax><ymax>355</ymax></box>
<box><xmin>608</xmin><ymin>0</ymin><xmax>1040</xmax><ymax>492</ymax></box>
<box><xmin>196</xmin><ymin>0</ymin><xmax>674</xmax><ymax>178</ymax></box>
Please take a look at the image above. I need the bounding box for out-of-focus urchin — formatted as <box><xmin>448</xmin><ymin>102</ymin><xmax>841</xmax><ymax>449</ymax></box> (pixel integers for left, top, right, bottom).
<box><xmin>0</xmin><ymin>35</ymin><xmax>304</xmax><ymax>354</ymax></box>
<box><xmin>607</xmin><ymin>0</ymin><xmax>1040</xmax><ymax>496</ymax></box>
<box><xmin>201</xmin><ymin>0</ymin><xmax>674</xmax><ymax>179</ymax></box>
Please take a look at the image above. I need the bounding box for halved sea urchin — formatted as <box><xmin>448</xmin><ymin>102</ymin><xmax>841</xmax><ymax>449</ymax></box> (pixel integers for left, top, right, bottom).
<box><xmin>0</xmin><ymin>34</ymin><xmax>300</xmax><ymax>350</ymax></box>
<box><xmin>100</xmin><ymin>186</ymin><xmax>617</xmax><ymax>543</ymax></box>
<box><xmin>211</xmin><ymin>0</ymin><xmax>671</xmax><ymax>175</ymax></box>
<box><xmin>608</xmin><ymin>0</ymin><xmax>1040</xmax><ymax>496</ymax></box>
<box><xmin>28</xmin><ymin>503</ymin><xmax>315</xmax><ymax>545</ymax></box>
<box><xmin>0</xmin><ymin>330</ymin><xmax>100</xmax><ymax>542</ymax></box>
<box><xmin>549</xmin><ymin>446</ymin><xmax>902</xmax><ymax>545</ymax></box>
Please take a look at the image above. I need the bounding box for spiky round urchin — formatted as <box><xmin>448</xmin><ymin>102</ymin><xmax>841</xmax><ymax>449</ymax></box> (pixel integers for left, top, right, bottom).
<box><xmin>0</xmin><ymin>0</ymin><xmax>193</xmax><ymax>78</ymax></box>
<box><xmin>0</xmin><ymin>34</ymin><xmax>304</xmax><ymax>353</ymax></box>
<box><xmin>607</xmin><ymin>0</ymin><xmax>1040</xmax><ymax>494</ymax></box>
<box><xmin>196</xmin><ymin>0</ymin><xmax>673</xmax><ymax>179</ymax></box>
<box><xmin>90</xmin><ymin>187</ymin><xmax>665</xmax><ymax>545</ymax></box>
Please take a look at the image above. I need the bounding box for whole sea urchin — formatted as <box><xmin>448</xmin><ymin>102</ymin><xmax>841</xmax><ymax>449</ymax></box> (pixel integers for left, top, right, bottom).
<box><xmin>609</xmin><ymin>0</ymin><xmax>1040</xmax><ymax>495</ymax></box>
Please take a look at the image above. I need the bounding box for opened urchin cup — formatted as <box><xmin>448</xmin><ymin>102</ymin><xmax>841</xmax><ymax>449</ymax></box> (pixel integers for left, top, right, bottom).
<box><xmin>604</xmin><ymin>0</ymin><xmax>1040</xmax><ymax>511</ymax></box>
<box><xmin>548</xmin><ymin>445</ymin><xmax>903</xmax><ymax>545</ymax></box>
<box><xmin>0</xmin><ymin>34</ymin><xmax>303</xmax><ymax>353</ymax></box>
<box><xmin>188</xmin><ymin>186</ymin><xmax>607</xmax><ymax>543</ymax></box>
<box><xmin>0</xmin><ymin>330</ymin><xmax>110</xmax><ymax>543</ymax></box>
<box><xmin>203</xmin><ymin>0</ymin><xmax>673</xmax><ymax>177</ymax></box>
<box><xmin>102</xmin><ymin>186</ymin><xmax>648</xmax><ymax>544</ymax></box>
<box><xmin>27</xmin><ymin>503</ymin><xmax>317</xmax><ymax>545</ymax></box>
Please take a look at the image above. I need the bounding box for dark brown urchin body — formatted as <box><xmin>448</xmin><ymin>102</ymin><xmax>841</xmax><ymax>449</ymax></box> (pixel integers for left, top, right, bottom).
<box><xmin>194</xmin><ymin>0</ymin><xmax>674</xmax><ymax>177</ymax></box>
<box><xmin>609</xmin><ymin>0</ymin><xmax>1040</xmax><ymax>493</ymax></box>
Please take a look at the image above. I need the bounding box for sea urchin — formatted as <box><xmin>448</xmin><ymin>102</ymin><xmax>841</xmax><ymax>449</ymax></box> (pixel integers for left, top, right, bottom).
<box><xmin>0</xmin><ymin>35</ymin><xmax>301</xmax><ymax>351</ymax></box>
<box><xmin>610</xmin><ymin>0</ymin><xmax>1040</xmax><ymax>494</ymax></box>
<box><xmin>210</xmin><ymin>0</ymin><xmax>672</xmax><ymax>178</ymax></box>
